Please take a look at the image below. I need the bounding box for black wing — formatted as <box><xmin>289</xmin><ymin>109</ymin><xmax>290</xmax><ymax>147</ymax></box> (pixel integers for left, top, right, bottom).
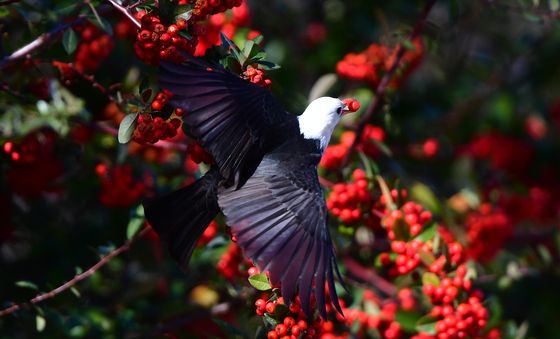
<box><xmin>218</xmin><ymin>153</ymin><xmax>343</xmax><ymax>318</ymax></box>
<box><xmin>159</xmin><ymin>58</ymin><xmax>297</xmax><ymax>187</ymax></box>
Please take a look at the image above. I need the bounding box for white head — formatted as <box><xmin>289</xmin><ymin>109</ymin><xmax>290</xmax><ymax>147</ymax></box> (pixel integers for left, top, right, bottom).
<box><xmin>298</xmin><ymin>97</ymin><xmax>347</xmax><ymax>151</ymax></box>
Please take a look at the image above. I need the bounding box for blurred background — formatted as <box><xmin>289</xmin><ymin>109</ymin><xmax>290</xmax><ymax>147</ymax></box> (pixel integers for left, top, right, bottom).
<box><xmin>1</xmin><ymin>0</ymin><xmax>560</xmax><ymax>338</ymax></box>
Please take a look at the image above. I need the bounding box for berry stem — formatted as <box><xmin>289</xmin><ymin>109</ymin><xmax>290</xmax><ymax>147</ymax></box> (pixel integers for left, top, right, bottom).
<box><xmin>106</xmin><ymin>0</ymin><xmax>141</xmax><ymax>28</ymax></box>
<box><xmin>0</xmin><ymin>226</ymin><xmax>150</xmax><ymax>317</ymax></box>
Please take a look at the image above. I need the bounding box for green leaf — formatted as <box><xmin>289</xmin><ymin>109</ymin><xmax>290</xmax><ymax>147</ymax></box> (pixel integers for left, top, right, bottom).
<box><xmin>254</xmin><ymin>60</ymin><xmax>281</xmax><ymax>70</ymax></box>
<box><xmin>118</xmin><ymin>113</ymin><xmax>138</xmax><ymax>144</ymax></box>
<box><xmin>70</xmin><ymin>286</ymin><xmax>81</xmax><ymax>298</ymax></box>
<box><xmin>418</xmin><ymin>248</ymin><xmax>436</xmax><ymax>266</ymax></box>
<box><xmin>550</xmin><ymin>0</ymin><xmax>560</xmax><ymax>11</ymax></box>
<box><xmin>402</xmin><ymin>39</ymin><xmax>417</xmax><ymax>51</ymax></box>
<box><xmin>62</xmin><ymin>29</ymin><xmax>78</xmax><ymax>54</ymax></box>
<box><xmin>88</xmin><ymin>16</ymin><xmax>113</xmax><ymax>36</ymax></box>
<box><xmin>410</xmin><ymin>182</ymin><xmax>441</xmax><ymax>214</ymax></box>
<box><xmin>127</xmin><ymin>217</ymin><xmax>144</xmax><ymax>239</ymax></box>
<box><xmin>252</xmin><ymin>35</ymin><xmax>264</xmax><ymax>45</ymax></box>
<box><xmin>414</xmin><ymin>223</ymin><xmax>437</xmax><ymax>242</ymax></box>
<box><xmin>422</xmin><ymin>272</ymin><xmax>440</xmax><ymax>286</ymax></box>
<box><xmin>376</xmin><ymin>175</ymin><xmax>396</xmax><ymax>210</ymax></box>
<box><xmin>248</xmin><ymin>273</ymin><xmax>271</xmax><ymax>291</ymax></box>
<box><xmin>242</xmin><ymin>40</ymin><xmax>255</xmax><ymax>58</ymax></box>
<box><xmin>15</xmin><ymin>280</ymin><xmax>38</xmax><ymax>290</ymax></box>
<box><xmin>220</xmin><ymin>32</ymin><xmax>246</xmax><ymax>66</ymax></box>
<box><xmin>36</xmin><ymin>315</ymin><xmax>46</xmax><ymax>332</ymax></box>
<box><xmin>176</xmin><ymin>9</ymin><xmax>193</xmax><ymax>21</ymax></box>
<box><xmin>395</xmin><ymin>310</ymin><xmax>422</xmax><ymax>332</ymax></box>
<box><xmin>370</xmin><ymin>139</ymin><xmax>392</xmax><ymax>156</ymax></box>
<box><xmin>263</xmin><ymin>313</ymin><xmax>278</xmax><ymax>326</ymax></box>
<box><xmin>415</xmin><ymin>315</ymin><xmax>438</xmax><ymax>335</ymax></box>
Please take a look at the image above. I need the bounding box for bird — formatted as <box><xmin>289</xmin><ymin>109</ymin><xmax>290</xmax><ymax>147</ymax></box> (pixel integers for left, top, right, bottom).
<box><xmin>143</xmin><ymin>56</ymin><xmax>353</xmax><ymax>318</ymax></box>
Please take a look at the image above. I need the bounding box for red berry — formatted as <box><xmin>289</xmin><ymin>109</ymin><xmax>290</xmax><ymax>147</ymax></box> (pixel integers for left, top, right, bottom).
<box><xmin>266</xmin><ymin>302</ymin><xmax>276</xmax><ymax>314</ymax></box>
<box><xmin>275</xmin><ymin>324</ymin><xmax>288</xmax><ymax>336</ymax></box>
<box><xmin>283</xmin><ymin>317</ymin><xmax>295</xmax><ymax>328</ymax></box>
<box><xmin>151</xmin><ymin>100</ymin><xmax>162</xmax><ymax>111</ymax></box>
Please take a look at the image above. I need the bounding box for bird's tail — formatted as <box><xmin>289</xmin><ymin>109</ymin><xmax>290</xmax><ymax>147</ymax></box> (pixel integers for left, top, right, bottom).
<box><xmin>143</xmin><ymin>170</ymin><xmax>220</xmax><ymax>267</ymax></box>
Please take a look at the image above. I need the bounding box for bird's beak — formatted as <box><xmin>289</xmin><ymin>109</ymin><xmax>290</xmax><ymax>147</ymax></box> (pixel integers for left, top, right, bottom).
<box><xmin>342</xmin><ymin>104</ymin><xmax>351</xmax><ymax>115</ymax></box>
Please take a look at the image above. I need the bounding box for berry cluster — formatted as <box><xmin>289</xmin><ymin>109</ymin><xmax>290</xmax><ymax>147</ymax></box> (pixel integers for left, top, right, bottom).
<box><xmin>430</xmin><ymin>295</ymin><xmax>499</xmax><ymax>339</ymax></box>
<box><xmin>253</xmin><ymin>284</ymin><xmax>325</xmax><ymax>338</ymax></box>
<box><xmin>133</xmin><ymin>114</ymin><xmax>182</xmax><ymax>144</ymax></box>
<box><xmin>243</xmin><ymin>65</ymin><xmax>272</xmax><ymax>88</ymax></box>
<box><xmin>217</xmin><ymin>242</ymin><xmax>245</xmax><ymax>280</ymax></box>
<box><xmin>97</xmin><ymin>164</ymin><xmax>146</xmax><ymax>208</ymax></box>
<box><xmin>336</xmin><ymin>38</ymin><xmax>423</xmax><ymax>89</ymax></box>
<box><xmin>3</xmin><ymin>130</ymin><xmax>64</xmax><ymax>199</ymax></box>
<box><xmin>342</xmin><ymin>292</ymin><xmax>403</xmax><ymax>338</ymax></box>
<box><xmin>73</xmin><ymin>23</ymin><xmax>114</xmax><ymax>73</ymax></box>
<box><xmin>182</xmin><ymin>0</ymin><xmax>244</xmax><ymax>21</ymax></box>
<box><xmin>383</xmin><ymin>200</ymin><xmax>433</xmax><ymax>240</ymax></box>
<box><xmin>134</xmin><ymin>11</ymin><xmax>195</xmax><ymax>64</ymax></box>
<box><xmin>464</xmin><ymin>132</ymin><xmax>533</xmax><ymax>177</ymax></box>
<box><xmin>192</xmin><ymin>1</ymin><xmax>254</xmax><ymax>56</ymax></box>
<box><xmin>150</xmin><ymin>89</ymin><xmax>174</xmax><ymax>111</ymax></box>
<box><xmin>326</xmin><ymin>169</ymin><xmax>374</xmax><ymax>225</ymax></box>
<box><xmin>320</xmin><ymin>124</ymin><xmax>385</xmax><ymax>170</ymax></box>
<box><xmin>423</xmin><ymin>266</ymin><xmax>472</xmax><ymax>306</ymax></box>
<box><xmin>464</xmin><ymin>203</ymin><xmax>512</xmax><ymax>262</ymax></box>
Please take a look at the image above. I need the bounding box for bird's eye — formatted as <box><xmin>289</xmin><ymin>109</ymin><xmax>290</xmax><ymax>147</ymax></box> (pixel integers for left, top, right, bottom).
<box><xmin>336</xmin><ymin>107</ymin><xmax>343</xmax><ymax>115</ymax></box>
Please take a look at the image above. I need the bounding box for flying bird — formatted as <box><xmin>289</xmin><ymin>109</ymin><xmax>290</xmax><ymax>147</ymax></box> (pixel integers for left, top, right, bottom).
<box><xmin>144</xmin><ymin>57</ymin><xmax>354</xmax><ymax>318</ymax></box>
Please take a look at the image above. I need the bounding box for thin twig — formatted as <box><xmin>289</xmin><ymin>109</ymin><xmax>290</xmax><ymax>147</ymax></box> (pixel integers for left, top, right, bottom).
<box><xmin>340</xmin><ymin>0</ymin><xmax>437</xmax><ymax>169</ymax></box>
<box><xmin>0</xmin><ymin>17</ymin><xmax>85</xmax><ymax>68</ymax></box>
<box><xmin>57</xmin><ymin>62</ymin><xmax>118</xmax><ymax>102</ymax></box>
<box><xmin>107</xmin><ymin>0</ymin><xmax>141</xmax><ymax>28</ymax></box>
<box><xmin>126</xmin><ymin>0</ymin><xmax>150</xmax><ymax>10</ymax></box>
<box><xmin>343</xmin><ymin>256</ymin><xmax>397</xmax><ymax>297</ymax></box>
<box><xmin>0</xmin><ymin>0</ymin><xmax>21</xmax><ymax>6</ymax></box>
<box><xmin>0</xmin><ymin>226</ymin><xmax>150</xmax><ymax>317</ymax></box>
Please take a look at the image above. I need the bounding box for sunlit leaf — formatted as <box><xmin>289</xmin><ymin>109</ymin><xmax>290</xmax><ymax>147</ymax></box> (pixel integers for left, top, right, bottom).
<box><xmin>118</xmin><ymin>112</ymin><xmax>138</xmax><ymax>144</ymax></box>
<box><xmin>248</xmin><ymin>273</ymin><xmax>271</xmax><ymax>291</ymax></box>
<box><xmin>62</xmin><ymin>29</ymin><xmax>77</xmax><ymax>54</ymax></box>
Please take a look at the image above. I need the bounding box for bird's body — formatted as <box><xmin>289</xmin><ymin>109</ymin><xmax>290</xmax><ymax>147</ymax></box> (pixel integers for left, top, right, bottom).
<box><xmin>144</xmin><ymin>57</ymin><xmax>348</xmax><ymax>317</ymax></box>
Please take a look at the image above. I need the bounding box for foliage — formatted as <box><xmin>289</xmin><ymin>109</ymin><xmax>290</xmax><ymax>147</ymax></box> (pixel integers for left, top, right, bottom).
<box><xmin>1</xmin><ymin>0</ymin><xmax>560</xmax><ymax>338</ymax></box>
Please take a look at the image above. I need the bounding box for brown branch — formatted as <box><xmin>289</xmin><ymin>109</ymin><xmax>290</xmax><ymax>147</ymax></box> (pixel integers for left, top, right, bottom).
<box><xmin>0</xmin><ymin>13</ymin><xmax>87</xmax><ymax>68</ymax></box>
<box><xmin>0</xmin><ymin>0</ymin><xmax>22</xmax><ymax>6</ymax></box>
<box><xmin>340</xmin><ymin>0</ymin><xmax>437</xmax><ymax>169</ymax></box>
<box><xmin>0</xmin><ymin>226</ymin><xmax>150</xmax><ymax>317</ymax></box>
<box><xmin>59</xmin><ymin>62</ymin><xmax>118</xmax><ymax>102</ymax></box>
<box><xmin>343</xmin><ymin>256</ymin><xmax>397</xmax><ymax>297</ymax></box>
<box><xmin>107</xmin><ymin>0</ymin><xmax>141</xmax><ymax>28</ymax></box>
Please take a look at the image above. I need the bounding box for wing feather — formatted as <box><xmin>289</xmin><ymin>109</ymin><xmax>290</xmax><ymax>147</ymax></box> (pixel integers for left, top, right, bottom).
<box><xmin>218</xmin><ymin>156</ymin><xmax>344</xmax><ymax>318</ymax></box>
<box><xmin>160</xmin><ymin>58</ymin><xmax>297</xmax><ymax>186</ymax></box>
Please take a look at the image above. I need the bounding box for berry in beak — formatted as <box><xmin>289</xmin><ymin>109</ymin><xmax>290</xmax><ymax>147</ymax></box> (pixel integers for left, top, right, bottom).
<box><xmin>342</xmin><ymin>98</ymin><xmax>361</xmax><ymax>114</ymax></box>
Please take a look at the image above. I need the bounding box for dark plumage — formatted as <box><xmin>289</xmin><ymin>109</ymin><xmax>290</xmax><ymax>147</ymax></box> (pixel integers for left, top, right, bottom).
<box><xmin>144</xmin><ymin>57</ymin><xmax>347</xmax><ymax>318</ymax></box>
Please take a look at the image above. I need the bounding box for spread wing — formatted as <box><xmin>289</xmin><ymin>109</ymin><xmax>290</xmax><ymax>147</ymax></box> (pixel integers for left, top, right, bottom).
<box><xmin>159</xmin><ymin>58</ymin><xmax>297</xmax><ymax>187</ymax></box>
<box><xmin>218</xmin><ymin>154</ymin><xmax>343</xmax><ymax>318</ymax></box>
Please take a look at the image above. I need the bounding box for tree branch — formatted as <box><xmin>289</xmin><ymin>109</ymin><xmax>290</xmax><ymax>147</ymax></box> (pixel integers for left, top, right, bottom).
<box><xmin>0</xmin><ymin>226</ymin><xmax>150</xmax><ymax>317</ymax></box>
<box><xmin>340</xmin><ymin>0</ymin><xmax>437</xmax><ymax>168</ymax></box>
<box><xmin>343</xmin><ymin>256</ymin><xmax>397</xmax><ymax>297</ymax></box>
<box><xmin>107</xmin><ymin>0</ymin><xmax>141</xmax><ymax>28</ymax></box>
<box><xmin>0</xmin><ymin>0</ymin><xmax>22</xmax><ymax>6</ymax></box>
